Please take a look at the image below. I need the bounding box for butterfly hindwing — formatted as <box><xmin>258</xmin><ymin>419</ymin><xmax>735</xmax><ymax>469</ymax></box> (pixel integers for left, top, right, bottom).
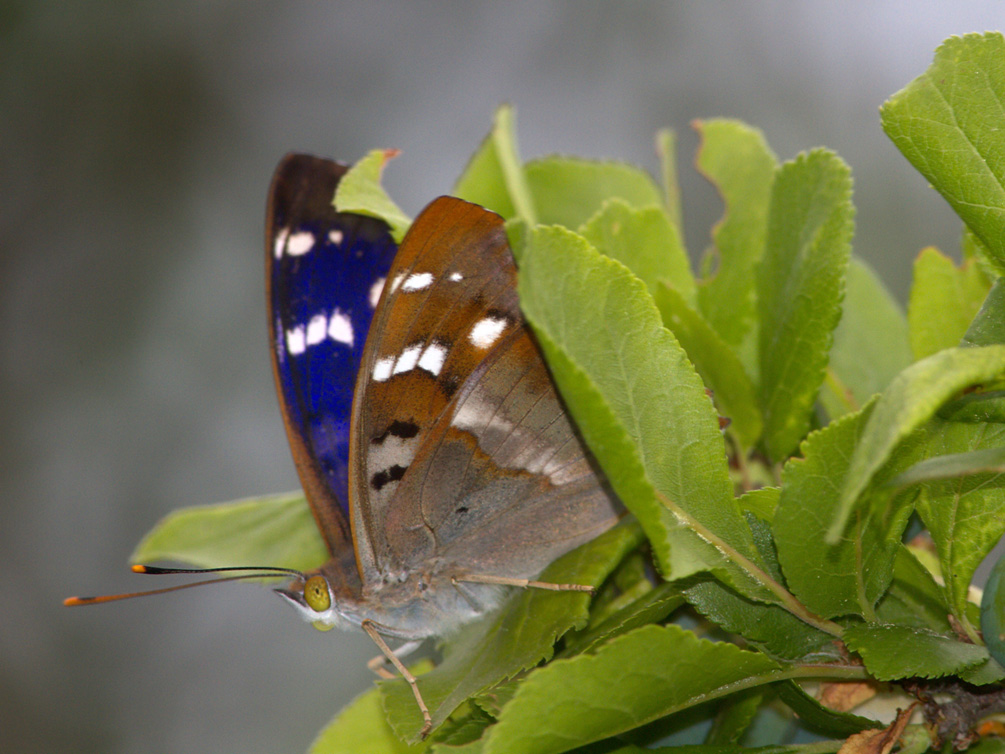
<box><xmin>349</xmin><ymin>197</ymin><xmax>621</xmax><ymax>582</ymax></box>
<box><xmin>266</xmin><ymin>153</ymin><xmax>398</xmax><ymax>555</ymax></box>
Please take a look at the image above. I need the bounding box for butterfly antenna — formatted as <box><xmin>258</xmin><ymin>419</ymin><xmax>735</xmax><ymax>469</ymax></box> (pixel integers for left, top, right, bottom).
<box><xmin>64</xmin><ymin>565</ymin><xmax>307</xmax><ymax>606</ymax></box>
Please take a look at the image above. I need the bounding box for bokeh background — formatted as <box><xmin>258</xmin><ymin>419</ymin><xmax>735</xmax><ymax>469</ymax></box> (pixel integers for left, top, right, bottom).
<box><xmin>3</xmin><ymin>4</ymin><xmax>1002</xmax><ymax>752</ymax></box>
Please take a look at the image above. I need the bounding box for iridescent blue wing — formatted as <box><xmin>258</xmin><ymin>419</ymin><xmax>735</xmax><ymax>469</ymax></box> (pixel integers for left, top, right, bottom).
<box><xmin>266</xmin><ymin>153</ymin><xmax>398</xmax><ymax>555</ymax></box>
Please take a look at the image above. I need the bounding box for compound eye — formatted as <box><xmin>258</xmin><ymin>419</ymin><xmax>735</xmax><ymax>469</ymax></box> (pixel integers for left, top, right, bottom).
<box><xmin>303</xmin><ymin>575</ymin><xmax>331</xmax><ymax>612</ymax></box>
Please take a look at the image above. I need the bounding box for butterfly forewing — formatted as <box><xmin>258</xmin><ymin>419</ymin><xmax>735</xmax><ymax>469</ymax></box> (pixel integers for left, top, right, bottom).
<box><xmin>350</xmin><ymin>197</ymin><xmax>621</xmax><ymax>583</ymax></box>
<box><xmin>267</xmin><ymin>154</ymin><xmax>398</xmax><ymax>555</ymax></box>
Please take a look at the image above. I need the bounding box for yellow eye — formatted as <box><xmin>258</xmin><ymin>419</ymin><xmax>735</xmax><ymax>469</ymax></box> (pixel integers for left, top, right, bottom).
<box><xmin>303</xmin><ymin>575</ymin><xmax>331</xmax><ymax>612</ymax></box>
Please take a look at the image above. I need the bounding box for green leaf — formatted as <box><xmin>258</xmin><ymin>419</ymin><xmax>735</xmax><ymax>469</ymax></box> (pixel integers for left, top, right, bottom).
<box><xmin>746</xmin><ymin>513</ymin><xmax>784</xmax><ymax>584</ymax></box>
<box><xmin>334</xmin><ymin>148</ymin><xmax>411</xmax><ymax>242</ymax></box>
<box><xmin>874</xmin><ymin>547</ymin><xmax>955</xmax><ymax>633</ymax></box>
<box><xmin>480</xmin><ymin>624</ymin><xmax>781</xmax><ymax>754</ymax></box>
<box><xmin>963</xmin><ymin>225</ymin><xmax>1005</xmax><ymax>280</ymax></box>
<box><xmin>738</xmin><ymin>488</ymin><xmax>780</xmax><ymax>523</ymax></box>
<box><xmin>913</xmin><ymin>419</ymin><xmax>1005</xmax><ymax>626</ymax></box>
<box><xmin>938</xmin><ymin>391</ymin><xmax>1005</xmax><ymax>424</ymax></box>
<box><xmin>524</xmin><ymin>156</ymin><xmax>662</xmax><ymax>230</ymax></box>
<box><xmin>683</xmin><ymin>578</ymin><xmax>838</xmax><ymax>661</ymax></box>
<box><xmin>827</xmin><ymin>345</ymin><xmax>1005</xmax><ymax>543</ymax></box>
<box><xmin>131</xmin><ymin>492</ymin><xmax>328</xmax><ymax>573</ymax></box>
<box><xmin>694</xmin><ymin>119</ymin><xmax>777</xmax><ymax>354</ymax></box>
<box><xmin>579</xmin><ymin>199</ymin><xmax>695</xmax><ymax>302</ymax></box>
<box><xmin>775</xmin><ymin>401</ymin><xmax>914</xmax><ymax>620</ymax></box>
<box><xmin>963</xmin><ymin>278</ymin><xmax>1005</xmax><ymax>348</ymax></box>
<box><xmin>452</xmin><ymin>105</ymin><xmax>535</xmax><ymax>225</ymax></box>
<box><xmin>381</xmin><ymin>523</ymin><xmax>643</xmax><ymax>741</ymax></box>
<box><xmin>968</xmin><ymin>732</ymin><xmax>1005</xmax><ymax>753</ymax></box>
<box><xmin>758</xmin><ymin>149</ymin><xmax>855</xmax><ymax>461</ymax></box>
<box><xmin>428</xmin><ymin>705</ymin><xmax>496</xmax><ymax>753</ymax></box>
<box><xmin>656</xmin><ymin>128</ymin><xmax>685</xmax><ymax>240</ymax></box>
<box><xmin>335</xmin><ymin>147</ymin><xmax>410</xmax><ymax>242</ymax></box>
<box><xmin>880</xmin><ymin>32</ymin><xmax>1005</xmax><ymax>268</ymax></box>
<box><xmin>705</xmin><ymin>691</ymin><xmax>764</xmax><ymax>745</ymax></box>
<box><xmin>908</xmin><ymin>247</ymin><xmax>991</xmax><ymax>360</ymax></box>
<box><xmin>772</xmin><ymin>681</ymin><xmax>881</xmax><ymax>737</ymax></box>
<box><xmin>958</xmin><ymin>656</ymin><xmax>1005</xmax><ymax>685</ymax></box>
<box><xmin>887</xmin><ymin>445</ymin><xmax>1005</xmax><ymax>488</ymax></box>
<box><xmin>654</xmin><ymin>283</ymin><xmax>762</xmax><ymax>449</ymax></box>
<box><xmin>982</xmin><ymin>553</ymin><xmax>1005</xmax><ymax>669</ymax></box>
<box><xmin>842</xmin><ymin>624</ymin><xmax>990</xmax><ymax>680</ymax></box>
<box><xmin>311</xmin><ymin>681</ymin><xmax>430</xmax><ymax>754</ymax></box>
<box><xmin>581</xmin><ymin>545</ymin><xmax>655</xmax><ymax>629</ymax></box>
<box><xmin>562</xmin><ymin>581</ymin><xmax>684</xmax><ymax>657</ymax></box>
<box><xmin>820</xmin><ymin>257</ymin><xmax>911</xmax><ymax>420</ymax></box>
<box><xmin>517</xmin><ymin>225</ymin><xmax>772</xmax><ymax>600</ymax></box>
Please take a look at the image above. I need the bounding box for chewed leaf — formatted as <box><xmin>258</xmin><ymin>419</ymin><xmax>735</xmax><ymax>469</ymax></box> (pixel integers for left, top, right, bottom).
<box><xmin>334</xmin><ymin>149</ymin><xmax>411</xmax><ymax>242</ymax></box>
<box><xmin>655</xmin><ymin>128</ymin><xmax>684</xmax><ymax>237</ymax></box>
<box><xmin>881</xmin><ymin>32</ymin><xmax>1005</xmax><ymax>269</ymax></box>
<box><xmin>131</xmin><ymin>492</ymin><xmax>327</xmax><ymax>574</ymax></box>
<box><xmin>694</xmin><ymin>119</ymin><xmax>777</xmax><ymax>351</ymax></box>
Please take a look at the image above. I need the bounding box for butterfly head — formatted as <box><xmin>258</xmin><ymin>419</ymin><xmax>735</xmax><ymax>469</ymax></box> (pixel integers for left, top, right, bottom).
<box><xmin>274</xmin><ymin>571</ymin><xmax>354</xmax><ymax>632</ymax></box>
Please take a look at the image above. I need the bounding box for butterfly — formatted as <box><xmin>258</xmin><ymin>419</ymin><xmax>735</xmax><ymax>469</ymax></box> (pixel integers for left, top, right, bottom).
<box><xmin>67</xmin><ymin>153</ymin><xmax>622</xmax><ymax>738</ymax></box>
<box><xmin>268</xmin><ymin>154</ymin><xmax>622</xmax><ymax>732</ymax></box>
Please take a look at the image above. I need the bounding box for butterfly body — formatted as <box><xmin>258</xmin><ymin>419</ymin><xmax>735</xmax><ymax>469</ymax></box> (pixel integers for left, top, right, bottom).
<box><xmin>268</xmin><ymin>154</ymin><xmax>620</xmax><ymax>643</ymax></box>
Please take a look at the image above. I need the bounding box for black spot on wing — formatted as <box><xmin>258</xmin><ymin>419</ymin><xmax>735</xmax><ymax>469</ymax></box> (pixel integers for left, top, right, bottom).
<box><xmin>372</xmin><ymin>419</ymin><xmax>420</xmax><ymax>445</ymax></box>
<box><xmin>371</xmin><ymin>464</ymin><xmax>407</xmax><ymax>491</ymax></box>
<box><xmin>440</xmin><ymin>374</ymin><xmax>460</xmax><ymax>398</ymax></box>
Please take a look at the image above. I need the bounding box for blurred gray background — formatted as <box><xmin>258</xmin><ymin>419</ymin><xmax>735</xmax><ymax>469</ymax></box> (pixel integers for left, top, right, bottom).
<box><xmin>2</xmin><ymin>4</ymin><xmax>1000</xmax><ymax>752</ymax></box>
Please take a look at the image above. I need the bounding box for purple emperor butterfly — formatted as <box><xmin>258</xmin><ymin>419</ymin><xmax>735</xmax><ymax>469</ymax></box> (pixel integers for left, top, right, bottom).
<box><xmin>270</xmin><ymin>156</ymin><xmax>622</xmax><ymax>734</ymax></box>
<box><xmin>68</xmin><ymin>154</ymin><xmax>623</xmax><ymax>737</ymax></box>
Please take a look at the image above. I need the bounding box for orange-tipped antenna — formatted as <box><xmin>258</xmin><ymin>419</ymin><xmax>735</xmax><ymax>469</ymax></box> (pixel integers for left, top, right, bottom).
<box><xmin>64</xmin><ymin>565</ymin><xmax>307</xmax><ymax>606</ymax></box>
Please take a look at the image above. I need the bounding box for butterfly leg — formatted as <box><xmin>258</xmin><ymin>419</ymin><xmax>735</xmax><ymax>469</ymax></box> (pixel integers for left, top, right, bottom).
<box><xmin>365</xmin><ymin>639</ymin><xmax>422</xmax><ymax>679</ymax></box>
<box><xmin>452</xmin><ymin>574</ymin><xmax>595</xmax><ymax>593</ymax></box>
<box><xmin>361</xmin><ymin>620</ymin><xmax>432</xmax><ymax>738</ymax></box>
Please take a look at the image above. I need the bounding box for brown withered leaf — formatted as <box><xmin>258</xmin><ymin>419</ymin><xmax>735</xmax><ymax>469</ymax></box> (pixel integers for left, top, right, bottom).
<box><xmin>838</xmin><ymin>704</ymin><xmax>917</xmax><ymax>754</ymax></box>
<box><xmin>820</xmin><ymin>680</ymin><xmax>880</xmax><ymax>713</ymax></box>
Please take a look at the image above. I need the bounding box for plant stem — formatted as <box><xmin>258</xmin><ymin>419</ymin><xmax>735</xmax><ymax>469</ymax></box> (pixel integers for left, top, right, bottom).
<box><xmin>731</xmin><ymin>436</ymin><xmax>753</xmax><ymax>492</ymax></box>
<box><xmin>824</xmin><ymin>366</ymin><xmax>860</xmax><ymax>414</ymax></box>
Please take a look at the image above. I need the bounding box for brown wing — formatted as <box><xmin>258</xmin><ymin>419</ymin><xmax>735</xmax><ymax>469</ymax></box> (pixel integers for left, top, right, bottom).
<box><xmin>349</xmin><ymin>197</ymin><xmax>619</xmax><ymax>584</ymax></box>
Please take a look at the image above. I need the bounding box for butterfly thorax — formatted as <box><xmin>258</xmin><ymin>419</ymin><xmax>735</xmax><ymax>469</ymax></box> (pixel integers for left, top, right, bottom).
<box><xmin>281</xmin><ymin>556</ymin><xmax>505</xmax><ymax>640</ymax></box>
